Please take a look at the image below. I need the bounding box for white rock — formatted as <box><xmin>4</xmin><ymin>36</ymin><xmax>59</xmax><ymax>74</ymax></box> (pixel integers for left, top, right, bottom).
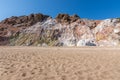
<box><xmin>77</xmin><ymin>40</ymin><xmax>86</xmax><ymax>46</ymax></box>
<box><xmin>114</xmin><ymin>29</ymin><xmax>120</xmax><ymax>33</ymax></box>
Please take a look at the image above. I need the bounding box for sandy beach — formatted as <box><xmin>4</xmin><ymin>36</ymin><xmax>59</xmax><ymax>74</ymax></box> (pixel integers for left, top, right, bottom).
<box><xmin>0</xmin><ymin>47</ymin><xmax>120</xmax><ymax>80</ymax></box>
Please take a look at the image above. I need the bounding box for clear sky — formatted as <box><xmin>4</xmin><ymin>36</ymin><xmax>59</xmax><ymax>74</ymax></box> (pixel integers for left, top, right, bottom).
<box><xmin>0</xmin><ymin>0</ymin><xmax>120</xmax><ymax>21</ymax></box>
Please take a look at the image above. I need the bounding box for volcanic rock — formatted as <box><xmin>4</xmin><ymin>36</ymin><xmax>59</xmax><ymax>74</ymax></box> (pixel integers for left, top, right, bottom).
<box><xmin>56</xmin><ymin>14</ymin><xmax>80</xmax><ymax>24</ymax></box>
<box><xmin>0</xmin><ymin>13</ymin><xmax>120</xmax><ymax>46</ymax></box>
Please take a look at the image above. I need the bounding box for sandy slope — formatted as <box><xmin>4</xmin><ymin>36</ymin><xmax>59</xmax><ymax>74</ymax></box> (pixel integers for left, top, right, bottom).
<box><xmin>0</xmin><ymin>47</ymin><xmax>120</xmax><ymax>80</ymax></box>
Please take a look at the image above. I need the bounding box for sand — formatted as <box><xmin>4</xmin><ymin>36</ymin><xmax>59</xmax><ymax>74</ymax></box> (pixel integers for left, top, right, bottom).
<box><xmin>0</xmin><ymin>46</ymin><xmax>120</xmax><ymax>80</ymax></box>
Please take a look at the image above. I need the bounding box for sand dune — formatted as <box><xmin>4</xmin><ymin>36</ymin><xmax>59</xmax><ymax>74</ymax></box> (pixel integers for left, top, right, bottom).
<box><xmin>0</xmin><ymin>47</ymin><xmax>120</xmax><ymax>80</ymax></box>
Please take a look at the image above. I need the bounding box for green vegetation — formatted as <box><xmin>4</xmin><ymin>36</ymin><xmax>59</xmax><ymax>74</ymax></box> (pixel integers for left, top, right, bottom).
<box><xmin>9</xmin><ymin>32</ymin><xmax>58</xmax><ymax>46</ymax></box>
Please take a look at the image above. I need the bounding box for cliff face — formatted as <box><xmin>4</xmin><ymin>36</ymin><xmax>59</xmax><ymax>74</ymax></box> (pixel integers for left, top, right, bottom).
<box><xmin>0</xmin><ymin>13</ymin><xmax>120</xmax><ymax>46</ymax></box>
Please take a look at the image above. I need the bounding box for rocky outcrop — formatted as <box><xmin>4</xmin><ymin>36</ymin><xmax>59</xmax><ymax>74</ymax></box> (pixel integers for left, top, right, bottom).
<box><xmin>0</xmin><ymin>13</ymin><xmax>49</xmax><ymax>45</ymax></box>
<box><xmin>56</xmin><ymin>14</ymin><xmax>80</xmax><ymax>24</ymax></box>
<box><xmin>0</xmin><ymin>13</ymin><xmax>120</xmax><ymax>46</ymax></box>
<box><xmin>1</xmin><ymin>13</ymin><xmax>49</xmax><ymax>26</ymax></box>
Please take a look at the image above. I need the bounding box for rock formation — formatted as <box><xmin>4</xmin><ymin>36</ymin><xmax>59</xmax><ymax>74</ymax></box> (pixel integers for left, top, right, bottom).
<box><xmin>0</xmin><ymin>13</ymin><xmax>120</xmax><ymax>46</ymax></box>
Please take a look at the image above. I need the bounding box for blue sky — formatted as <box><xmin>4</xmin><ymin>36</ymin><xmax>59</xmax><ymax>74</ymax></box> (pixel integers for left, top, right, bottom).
<box><xmin>0</xmin><ymin>0</ymin><xmax>120</xmax><ymax>21</ymax></box>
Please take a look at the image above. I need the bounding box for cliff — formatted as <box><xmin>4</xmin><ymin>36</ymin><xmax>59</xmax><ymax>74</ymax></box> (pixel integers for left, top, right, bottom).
<box><xmin>0</xmin><ymin>13</ymin><xmax>120</xmax><ymax>46</ymax></box>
